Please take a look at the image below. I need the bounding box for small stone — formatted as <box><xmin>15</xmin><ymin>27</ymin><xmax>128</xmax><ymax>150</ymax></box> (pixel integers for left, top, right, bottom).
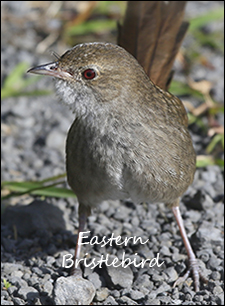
<box><xmin>146</xmin><ymin>298</ymin><xmax>161</xmax><ymax>305</ymax></box>
<box><xmin>11</xmin><ymin>297</ymin><xmax>26</xmax><ymax>305</ymax></box>
<box><xmin>46</xmin><ymin>129</ymin><xmax>65</xmax><ymax>154</ymax></box>
<box><xmin>1</xmin><ymin>299</ymin><xmax>14</xmax><ymax>305</ymax></box>
<box><xmin>155</xmin><ymin>283</ymin><xmax>171</xmax><ymax>295</ymax></box>
<box><xmin>95</xmin><ymin>287</ymin><xmax>109</xmax><ymax>302</ymax></box>
<box><xmin>7</xmin><ymin>276</ymin><xmax>27</xmax><ymax>289</ymax></box>
<box><xmin>104</xmin><ymin>295</ymin><xmax>118</xmax><ymax>305</ymax></box>
<box><xmin>152</xmin><ymin>273</ymin><xmax>165</xmax><ymax>282</ymax></box>
<box><xmin>213</xmin><ymin>285</ymin><xmax>223</xmax><ymax>295</ymax></box>
<box><xmin>1</xmin><ymin>291</ymin><xmax>9</xmax><ymax>298</ymax></box>
<box><xmin>7</xmin><ymin>286</ymin><xmax>17</xmax><ymax>295</ymax></box>
<box><xmin>207</xmin><ymin>255</ymin><xmax>222</xmax><ymax>270</ymax></box>
<box><xmin>129</xmin><ymin>289</ymin><xmax>145</xmax><ymax>300</ymax></box>
<box><xmin>196</xmin><ymin>222</ymin><xmax>223</xmax><ymax>244</ymax></box>
<box><xmin>87</xmin><ymin>272</ymin><xmax>102</xmax><ymax>289</ymax></box>
<box><xmin>17</xmin><ymin>286</ymin><xmax>39</xmax><ymax>300</ymax></box>
<box><xmin>118</xmin><ymin>296</ymin><xmax>138</xmax><ymax>305</ymax></box>
<box><xmin>105</xmin><ymin>257</ymin><xmax>133</xmax><ymax>288</ymax></box>
<box><xmin>43</xmin><ymin>281</ymin><xmax>53</xmax><ymax>295</ymax></box>
<box><xmin>164</xmin><ymin>267</ymin><xmax>178</xmax><ymax>282</ymax></box>
<box><xmin>210</xmin><ymin>271</ymin><xmax>221</xmax><ymax>281</ymax></box>
<box><xmin>53</xmin><ymin>275</ymin><xmax>95</xmax><ymax>305</ymax></box>
<box><xmin>217</xmin><ymin>292</ymin><xmax>224</xmax><ymax>305</ymax></box>
<box><xmin>3</xmin><ymin>263</ymin><xmax>24</xmax><ymax>275</ymax></box>
<box><xmin>160</xmin><ymin>245</ymin><xmax>171</xmax><ymax>256</ymax></box>
<box><xmin>134</xmin><ymin>273</ymin><xmax>152</xmax><ymax>290</ymax></box>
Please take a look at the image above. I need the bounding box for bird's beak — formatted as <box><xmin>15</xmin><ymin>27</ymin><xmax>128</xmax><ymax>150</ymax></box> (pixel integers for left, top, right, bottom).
<box><xmin>27</xmin><ymin>62</ymin><xmax>72</xmax><ymax>79</ymax></box>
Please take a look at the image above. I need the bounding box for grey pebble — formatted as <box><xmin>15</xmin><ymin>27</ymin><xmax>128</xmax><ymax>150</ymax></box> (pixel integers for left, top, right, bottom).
<box><xmin>207</xmin><ymin>255</ymin><xmax>222</xmax><ymax>270</ymax></box>
<box><xmin>134</xmin><ymin>273</ymin><xmax>153</xmax><ymax>290</ymax></box>
<box><xmin>160</xmin><ymin>245</ymin><xmax>171</xmax><ymax>256</ymax></box>
<box><xmin>87</xmin><ymin>272</ymin><xmax>102</xmax><ymax>289</ymax></box>
<box><xmin>193</xmin><ymin>294</ymin><xmax>204</xmax><ymax>302</ymax></box>
<box><xmin>152</xmin><ymin>273</ymin><xmax>165</xmax><ymax>282</ymax></box>
<box><xmin>1</xmin><ymin>291</ymin><xmax>9</xmax><ymax>298</ymax></box>
<box><xmin>113</xmin><ymin>206</ymin><xmax>132</xmax><ymax>221</ymax></box>
<box><xmin>43</xmin><ymin>281</ymin><xmax>53</xmax><ymax>296</ymax></box>
<box><xmin>104</xmin><ymin>295</ymin><xmax>118</xmax><ymax>305</ymax></box>
<box><xmin>7</xmin><ymin>286</ymin><xmax>18</xmax><ymax>295</ymax></box>
<box><xmin>17</xmin><ymin>286</ymin><xmax>39</xmax><ymax>300</ymax></box>
<box><xmin>117</xmin><ymin>295</ymin><xmax>138</xmax><ymax>305</ymax></box>
<box><xmin>106</xmin><ymin>259</ymin><xmax>133</xmax><ymax>288</ymax></box>
<box><xmin>213</xmin><ymin>285</ymin><xmax>223</xmax><ymax>295</ymax></box>
<box><xmin>217</xmin><ymin>292</ymin><xmax>224</xmax><ymax>305</ymax></box>
<box><xmin>155</xmin><ymin>283</ymin><xmax>171</xmax><ymax>294</ymax></box>
<box><xmin>11</xmin><ymin>297</ymin><xmax>26</xmax><ymax>305</ymax></box>
<box><xmin>111</xmin><ymin>289</ymin><xmax>121</xmax><ymax>298</ymax></box>
<box><xmin>27</xmin><ymin>276</ymin><xmax>39</xmax><ymax>287</ymax></box>
<box><xmin>210</xmin><ymin>271</ymin><xmax>221</xmax><ymax>281</ymax></box>
<box><xmin>164</xmin><ymin>266</ymin><xmax>178</xmax><ymax>282</ymax></box>
<box><xmin>94</xmin><ymin>287</ymin><xmax>109</xmax><ymax>302</ymax></box>
<box><xmin>2</xmin><ymin>263</ymin><xmax>24</xmax><ymax>275</ymax></box>
<box><xmin>129</xmin><ymin>289</ymin><xmax>145</xmax><ymax>300</ymax></box>
<box><xmin>147</xmin><ymin>291</ymin><xmax>157</xmax><ymax>300</ymax></box>
<box><xmin>7</xmin><ymin>276</ymin><xmax>28</xmax><ymax>289</ymax></box>
<box><xmin>195</xmin><ymin>222</ymin><xmax>223</xmax><ymax>245</ymax></box>
<box><xmin>53</xmin><ymin>275</ymin><xmax>96</xmax><ymax>305</ymax></box>
<box><xmin>46</xmin><ymin>129</ymin><xmax>65</xmax><ymax>154</ymax></box>
<box><xmin>145</xmin><ymin>298</ymin><xmax>161</xmax><ymax>305</ymax></box>
<box><xmin>45</xmin><ymin>256</ymin><xmax>56</xmax><ymax>266</ymax></box>
<box><xmin>157</xmin><ymin>296</ymin><xmax>173</xmax><ymax>304</ymax></box>
<box><xmin>1</xmin><ymin>299</ymin><xmax>14</xmax><ymax>305</ymax></box>
<box><xmin>31</xmin><ymin>267</ymin><xmax>43</xmax><ymax>277</ymax></box>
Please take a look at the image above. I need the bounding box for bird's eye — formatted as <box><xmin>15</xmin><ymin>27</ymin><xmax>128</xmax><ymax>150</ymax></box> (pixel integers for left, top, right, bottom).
<box><xmin>82</xmin><ymin>68</ymin><xmax>96</xmax><ymax>80</ymax></box>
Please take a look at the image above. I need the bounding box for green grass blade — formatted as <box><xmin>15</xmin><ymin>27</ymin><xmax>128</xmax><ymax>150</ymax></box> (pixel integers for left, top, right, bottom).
<box><xmin>189</xmin><ymin>8</ymin><xmax>224</xmax><ymax>32</ymax></box>
<box><xmin>169</xmin><ymin>80</ymin><xmax>204</xmax><ymax>98</ymax></box>
<box><xmin>1</xmin><ymin>181</ymin><xmax>76</xmax><ymax>199</ymax></box>
<box><xmin>206</xmin><ymin>134</ymin><xmax>224</xmax><ymax>154</ymax></box>
<box><xmin>66</xmin><ymin>19</ymin><xmax>116</xmax><ymax>36</ymax></box>
<box><xmin>3</xmin><ymin>62</ymin><xmax>29</xmax><ymax>90</ymax></box>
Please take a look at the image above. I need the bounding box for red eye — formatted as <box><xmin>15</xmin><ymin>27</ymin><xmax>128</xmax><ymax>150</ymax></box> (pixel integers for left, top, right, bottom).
<box><xmin>82</xmin><ymin>69</ymin><xmax>96</xmax><ymax>80</ymax></box>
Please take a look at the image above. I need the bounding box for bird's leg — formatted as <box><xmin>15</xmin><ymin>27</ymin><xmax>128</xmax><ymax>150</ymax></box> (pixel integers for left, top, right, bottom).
<box><xmin>172</xmin><ymin>203</ymin><xmax>208</xmax><ymax>291</ymax></box>
<box><xmin>70</xmin><ymin>204</ymin><xmax>91</xmax><ymax>276</ymax></box>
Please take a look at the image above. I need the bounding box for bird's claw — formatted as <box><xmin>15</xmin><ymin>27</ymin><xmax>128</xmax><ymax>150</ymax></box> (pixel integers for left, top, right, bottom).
<box><xmin>173</xmin><ymin>259</ymin><xmax>208</xmax><ymax>292</ymax></box>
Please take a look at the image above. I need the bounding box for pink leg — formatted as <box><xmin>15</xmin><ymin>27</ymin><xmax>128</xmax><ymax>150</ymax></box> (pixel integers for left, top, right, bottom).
<box><xmin>172</xmin><ymin>205</ymin><xmax>208</xmax><ymax>291</ymax></box>
<box><xmin>70</xmin><ymin>204</ymin><xmax>90</xmax><ymax>276</ymax></box>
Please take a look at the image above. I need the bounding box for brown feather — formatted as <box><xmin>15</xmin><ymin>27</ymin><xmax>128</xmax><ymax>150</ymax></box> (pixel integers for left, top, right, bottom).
<box><xmin>118</xmin><ymin>1</ymin><xmax>189</xmax><ymax>90</ymax></box>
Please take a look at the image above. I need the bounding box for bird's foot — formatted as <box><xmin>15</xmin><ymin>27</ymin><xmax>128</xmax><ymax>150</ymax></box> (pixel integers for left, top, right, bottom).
<box><xmin>70</xmin><ymin>266</ymin><xmax>82</xmax><ymax>277</ymax></box>
<box><xmin>173</xmin><ymin>258</ymin><xmax>208</xmax><ymax>292</ymax></box>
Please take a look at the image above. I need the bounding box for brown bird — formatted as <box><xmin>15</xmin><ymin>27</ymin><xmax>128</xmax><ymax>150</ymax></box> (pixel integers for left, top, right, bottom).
<box><xmin>28</xmin><ymin>42</ymin><xmax>207</xmax><ymax>291</ymax></box>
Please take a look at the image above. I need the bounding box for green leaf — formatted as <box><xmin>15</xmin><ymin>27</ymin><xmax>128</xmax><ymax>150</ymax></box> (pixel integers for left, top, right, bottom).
<box><xmin>66</xmin><ymin>19</ymin><xmax>116</xmax><ymax>36</ymax></box>
<box><xmin>3</xmin><ymin>62</ymin><xmax>30</xmax><ymax>90</ymax></box>
<box><xmin>1</xmin><ymin>181</ymin><xmax>76</xmax><ymax>199</ymax></box>
<box><xmin>196</xmin><ymin>156</ymin><xmax>215</xmax><ymax>168</ymax></box>
<box><xmin>1</xmin><ymin>89</ymin><xmax>51</xmax><ymax>99</ymax></box>
<box><xmin>39</xmin><ymin>173</ymin><xmax>67</xmax><ymax>184</ymax></box>
<box><xmin>169</xmin><ymin>80</ymin><xmax>203</xmax><ymax>99</ymax></box>
<box><xmin>206</xmin><ymin>133</ymin><xmax>224</xmax><ymax>154</ymax></box>
<box><xmin>2</xmin><ymin>62</ymin><xmax>52</xmax><ymax>99</ymax></box>
<box><xmin>189</xmin><ymin>8</ymin><xmax>224</xmax><ymax>32</ymax></box>
<box><xmin>3</xmin><ymin>279</ymin><xmax>12</xmax><ymax>290</ymax></box>
<box><xmin>215</xmin><ymin>158</ymin><xmax>224</xmax><ymax>168</ymax></box>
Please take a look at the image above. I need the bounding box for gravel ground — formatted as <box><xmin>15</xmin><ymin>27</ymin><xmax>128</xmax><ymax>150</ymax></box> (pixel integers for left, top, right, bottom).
<box><xmin>1</xmin><ymin>1</ymin><xmax>224</xmax><ymax>305</ymax></box>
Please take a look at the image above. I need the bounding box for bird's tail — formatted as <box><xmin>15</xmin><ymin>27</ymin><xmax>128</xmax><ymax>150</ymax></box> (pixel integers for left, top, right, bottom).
<box><xmin>118</xmin><ymin>1</ymin><xmax>189</xmax><ymax>91</ymax></box>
